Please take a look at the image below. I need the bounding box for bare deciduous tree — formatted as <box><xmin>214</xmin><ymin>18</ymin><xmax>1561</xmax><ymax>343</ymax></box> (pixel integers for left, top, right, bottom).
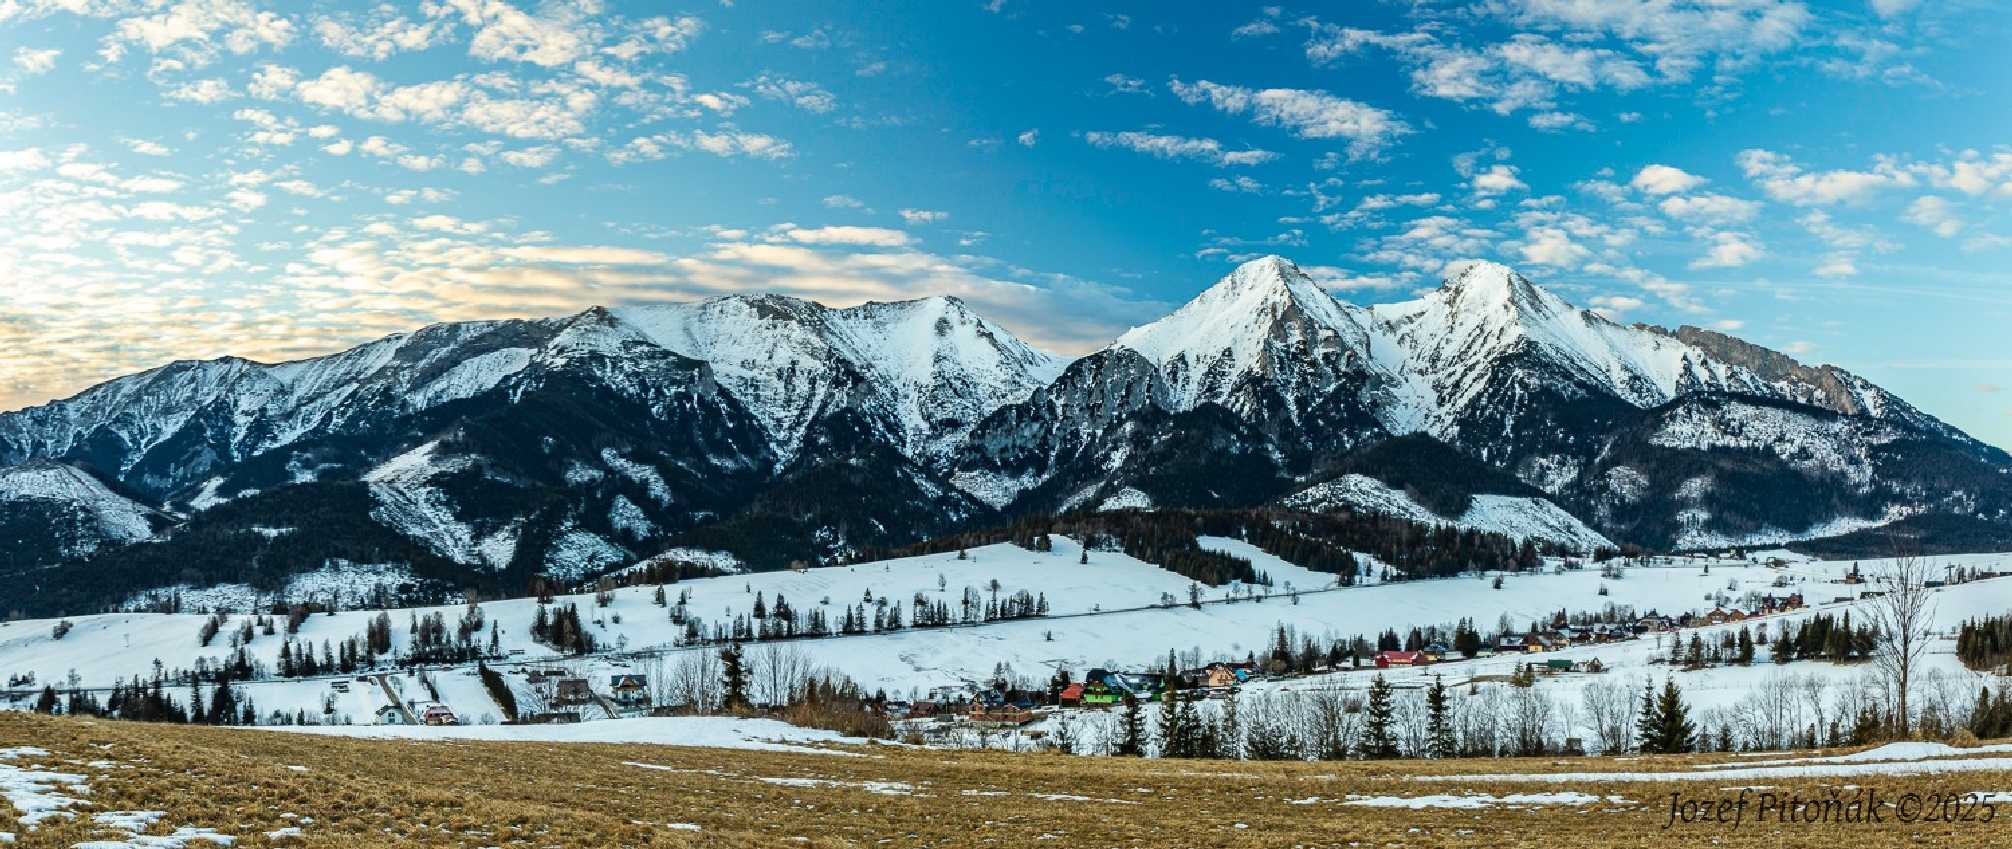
<box><xmin>1866</xmin><ymin>556</ymin><xmax>1937</xmax><ymax>736</ymax></box>
<box><xmin>669</xmin><ymin>649</ymin><xmax>723</xmax><ymax>714</ymax></box>
<box><xmin>750</xmin><ymin>643</ymin><xmax>813</xmax><ymax>707</ymax></box>
<box><xmin>1580</xmin><ymin>677</ymin><xmax>1635</xmax><ymax>755</ymax></box>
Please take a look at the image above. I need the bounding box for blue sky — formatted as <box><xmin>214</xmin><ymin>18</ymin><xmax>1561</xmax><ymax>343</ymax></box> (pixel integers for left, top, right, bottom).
<box><xmin>2</xmin><ymin>0</ymin><xmax>2010</xmax><ymax>447</ymax></box>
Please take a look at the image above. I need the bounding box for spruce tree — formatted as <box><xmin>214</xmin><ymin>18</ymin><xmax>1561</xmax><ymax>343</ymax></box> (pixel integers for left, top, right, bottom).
<box><xmin>1117</xmin><ymin>692</ymin><xmax>1145</xmax><ymax>757</ymax></box>
<box><xmin>1426</xmin><ymin>674</ymin><xmax>1456</xmax><ymax>758</ymax></box>
<box><xmin>1217</xmin><ymin>686</ymin><xmax>1241</xmax><ymax>759</ymax></box>
<box><xmin>720</xmin><ymin>642</ymin><xmax>748</xmax><ymax>713</ymax></box>
<box><xmin>1634</xmin><ymin>677</ymin><xmax>1659</xmax><ymax>753</ymax></box>
<box><xmin>1364</xmin><ymin>674</ymin><xmax>1399</xmax><ymax>758</ymax></box>
<box><xmin>1158</xmin><ymin>650</ymin><xmax>1184</xmax><ymax>758</ymax></box>
<box><xmin>1646</xmin><ymin>678</ymin><xmax>1696</xmax><ymax>754</ymax></box>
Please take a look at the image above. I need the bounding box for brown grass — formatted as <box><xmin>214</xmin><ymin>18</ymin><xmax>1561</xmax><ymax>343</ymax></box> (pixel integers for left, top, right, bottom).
<box><xmin>3</xmin><ymin>712</ymin><xmax>2009</xmax><ymax>847</ymax></box>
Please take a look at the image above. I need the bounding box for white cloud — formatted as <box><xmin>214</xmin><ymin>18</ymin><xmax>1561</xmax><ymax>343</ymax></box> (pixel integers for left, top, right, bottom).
<box><xmin>1102</xmin><ymin>73</ymin><xmax>1149</xmax><ymax>95</ymax></box>
<box><xmin>1910</xmin><ymin>151</ymin><xmax>2012</xmax><ymax>198</ymax></box>
<box><xmin>898</xmin><ymin>209</ymin><xmax>948</xmax><ymax>225</ymax></box>
<box><xmin>246</xmin><ymin>63</ymin><xmax>298</xmax><ymax>98</ymax></box>
<box><xmin>822</xmin><ymin>194</ymin><xmax>867</xmax><ymax>209</ymax></box>
<box><xmin>1904</xmin><ymin>195</ymin><xmax>1963</xmax><ymax>238</ymax></box>
<box><xmin>313</xmin><ymin>12</ymin><xmax>446</xmax><ymax>60</ymax></box>
<box><xmin>12</xmin><ymin>47</ymin><xmax>59</xmax><ymax>75</ymax></box>
<box><xmin>1518</xmin><ymin>226</ymin><xmax>1591</xmax><ymax>266</ymax></box>
<box><xmin>1470</xmin><ymin>163</ymin><xmax>1527</xmax><ymax>196</ymax></box>
<box><xmin>782</xmin><ymin>226</ymin><xmax>912</xmax><ymax>247</ymax></box>
<box><xmin>499</xmin><ymin>146</ymin><xmax>556</xmax><ymax>167</ymax></box>
<box><xmin>1169</xmin><ymin>78</ymin><xmax>1409</xmax><ymax>159</ymax></box>
<box><xmin>496</xmin><ymin>246</ymin><xmax>671</xmax><ymax>264</ymax></box>
<box><xmin>1232</xmin><ymin>19</ymin><xmax>1280</xmax><ymax>39</ymax></box>
<box><xmin>1657</xmin><ymin>193</ymin><xmax>1760</xmax><ymax>223</ymax></box>
<box><xmin>1527</xmin><ymin>111</ymin><xmax>1593</xmax><ymax>132</ymax></box>
<box><xmin>1736</xmin><ymin>149</ymin><xmax>1911</xmax><ymax>205</ymax></box>
<box><xmin>1208</xmin><ymin>176</ymin><xmax>1265</xmax><ymax>193</ymax></box>
<box><xmin>1630</xmin><ymin>164</ymin><xmax>1705</xmax><ymax>195</ymax></box>
<box><xmin>1083</xmin><ymin>130</ymin><xmax>1278</xmax><ymax>167</ymax></box>
<box><xmin>272</xmin><ymin>178</ymin><xmax>323</xmax><ymax>197</ymax></box>
<box><xmin>746</xmin><ymin>74</ymin><xmax>835</xmax><ymax>113</ymax></box>
<box><xmin>104</xmin><ymin>0</ymin><xmax>296</xmax><ymax>64</ymax></box>
<box><xmin>436</xmin><ymin>0</ymin><xmax>591</xmax><ymax>67</ymax></box>
<box><xmin>692</xmin><ymin>92</ymin><xmax>750</xmax><ymax>115</ymax></box>
<box><xmin>1813</xmin><ymin>254</ymin><xmax>1858</xmax><ymax>278</ymax></box>
<box><xmin>294</xmin><ymin>65</ymin><xmax>382</xmax><ymax>113</ymax></box>
<box><xmin>607</xmin><ymin>128</ymin><xmax>794</xmax><ymax>163</ymax></box>
<box><xmin>164</xmin><ymin>78</ymin><xmax>235</xmax><ymax>103</ymax></box>
<box><xmin>1870</xmin><ymin>0</ymin><xmax>1921</xmax><ymax>18</ymax></box>
<box><xmin>1590</xmin><ymin>294</ymin><xmax>1646</xmax><ymax>316</ymax></box>
<box><xmin>224</xmin><ymin>187</ymin><xmax>266</xmax><ymax>210</ymax></box>
<box><xmin>123</xmin><ymin>139</ymin><xmax>172</xmax><ymax>156</ymax></box>
<box><xmin>1690</xmin><ymin>231</ymin><xmax>1764</xmax><ymax>268</ymax></box>
<box><xmin>1016</xmin><ymin>129</ymin><xmax>1038</xmax><ymax>147</ymax></box>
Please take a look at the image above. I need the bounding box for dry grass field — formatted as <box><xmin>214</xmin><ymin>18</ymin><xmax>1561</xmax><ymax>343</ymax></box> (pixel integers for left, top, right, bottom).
<box><xmin>3</xmin><ymin>712</ymin><xmax>2010</xmax><ymax>848</ymax></box>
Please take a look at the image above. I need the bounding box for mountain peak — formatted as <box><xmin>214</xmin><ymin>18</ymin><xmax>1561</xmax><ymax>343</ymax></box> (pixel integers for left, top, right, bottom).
<box><xmin>1218</xmin><ymin>254</ymin><xmax>1318</xmax><ymax>299</ymax></box>
<box><xmin>1438</xmin><ymin>260</ymin><xmax>1546</xmax><ymax>308</ymax></box>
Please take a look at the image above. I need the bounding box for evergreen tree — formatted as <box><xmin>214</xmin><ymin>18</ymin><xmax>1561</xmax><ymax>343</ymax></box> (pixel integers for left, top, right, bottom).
<box><xmin>721</xmin><ymin>642</ymin><xmax>748</xmax><ymax>712</ymax></box>
<box><xmin>1643</xmin><ymin>678</ymin><xmax>1696</xmax><ymax>754</ymax></box>
<box><xmin>1117</xmin><ymin>692</ymin><xmax>1145</xmax><ymax>757</ymax></box>
<box><xmin>1363</xmin><ymin>674</ymin><xmax>1399</xmax><ymax>758</ymax></box>
<box><xmin>1159</xmin><ymin>650</ymin><xmax>1183</xmax><ymax>757</ymax></box>
<box><xmin>1426</xmin><ymin>674</ymin><xmax>1456</xmax><ymax>758</ymax></box>
<box><xmin>1216</xmin><ymin>685</ymin><xmax>1241</xmax><ymax>759</ymax></box>
<box><xmin>1634</xmin><ymin>677</ymin><xmax>1659</xmax><ymax>753</ymax></box>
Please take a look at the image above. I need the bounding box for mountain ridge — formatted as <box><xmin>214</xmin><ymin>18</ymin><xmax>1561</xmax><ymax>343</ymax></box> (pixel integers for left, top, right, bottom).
<box><xmin>3</xmin><ymin>255</ymin><xmax>2007</xmax><ymax>615</ymax></box>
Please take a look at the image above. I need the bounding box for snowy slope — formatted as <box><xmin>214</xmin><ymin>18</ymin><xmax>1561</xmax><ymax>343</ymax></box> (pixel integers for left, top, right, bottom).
<box><xmin>0</xmin><ymin>463</ymin><xmax>157</xmax><ymax>554</ymax></box>
<box><xmin>1280</xmin><ymin>474</ymin><xmax>1613</xmax><ymax>551</ymax></box>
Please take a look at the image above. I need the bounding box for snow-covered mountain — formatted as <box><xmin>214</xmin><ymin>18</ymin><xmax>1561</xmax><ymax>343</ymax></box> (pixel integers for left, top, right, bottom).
<box><xmin>2</xmin><ymin>256</ymin><xmax>2007</xmax><ymax>615</ymax></box>
<box><xmin>956</xmin><ymin>256</ymin><xmax>2010</xmax><ymax>546</ymax></box>
<box><xmin>614</xmin><ymin>294</ymin><xmax>1062</xmax><ymax>466</ymax></box>
<box><xmin>0</xmin><ymin>462</ymin><xmax>162</xmax><ymax>569</ymax></box>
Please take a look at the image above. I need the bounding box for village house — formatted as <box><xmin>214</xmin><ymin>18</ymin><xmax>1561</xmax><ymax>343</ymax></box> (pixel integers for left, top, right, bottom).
<box><xmin>1634</xmin><ymin>614</ymin><xmax>1675</xmax><ymax>633</ymax></box>
<box><xmin>553</xmin><ymin>678</ymin><xmax>595</xmax><ymax>707</ymax></box>
<box><xmin>969</xmin><ymin>690</ymin><xmax>1037</xmax><ymax>726</ymax></box>
<box><xmin>420</xmin><ymin>704</ymin><xmax>458</xmax><ymax>726</ymax></box>
<box><xmin>609</xmin><ymin>675</ymin><xmax>650</xmax><ymax>708</ymax></box>
<box><xmin>1420</xmin><ymin>642</ymin><xmax>1451</xmax><ymax>662</ymax></box>
<box><xmin>375</xmin><ymin>704</ymin><xmax>406</xmax><ymax>725</ymax></box>
<box><xmin>1057</xmin><ymin>682</ymin><xmax>1086</xmax><ymax>706</ymax></box>
<box><xmin>1080</xmin><ymin>680</ymin><xmax>1118</xmax><ymax>707</ymax></box>
<box><xmin>1186</xmin><ymin>662</ymin><xmax>1248</xmax><ymax>690</ymax></box>
<box><xmin>1373</xmin><ymin>650</ymin><xmax>1424</xmax><ymax>668</ymax></box>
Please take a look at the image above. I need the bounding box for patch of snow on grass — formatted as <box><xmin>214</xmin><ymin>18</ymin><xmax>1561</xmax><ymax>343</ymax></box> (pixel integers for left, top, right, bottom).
<box><xmin>1344</xmin><ymin>792</ymin><xmax>1624</xmax><ymax>809</ymax></box>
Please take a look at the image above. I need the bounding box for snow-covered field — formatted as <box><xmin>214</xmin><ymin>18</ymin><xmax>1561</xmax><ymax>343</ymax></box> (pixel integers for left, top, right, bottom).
<box><xmin>2</xmin><ymin>536</ymin><xmax>2008</xmax><ymax>741</ymax></box>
